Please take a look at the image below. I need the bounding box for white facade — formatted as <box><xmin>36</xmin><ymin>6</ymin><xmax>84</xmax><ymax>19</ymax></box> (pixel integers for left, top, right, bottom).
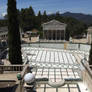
<box><xmin>87</xmin><ymin>27</ymin><xmax>92</xmax><ymax>44</ymax></box>
<box><xmin>42</xmin><ymin>20</ymin><xmax>67</xmax><ymax>40</ymax></box>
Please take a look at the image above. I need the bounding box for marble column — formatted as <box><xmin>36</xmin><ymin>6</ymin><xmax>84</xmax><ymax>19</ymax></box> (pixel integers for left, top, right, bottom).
<box><xmin>48</xmin><ymin>30</ymin><xmax>49</xmax><ymax>40</ymax></box>
<box><xmin>47</xmin><ymin>30</ymin><xmax>49</xmax><ymax>40</ymax></box>
<box><xmin>45</xmin><ymin>31</ymin><xmax>47</xmax><ymax>40</ymax></box>
<box><xmin>43</xmin><ymin>30</ymin><xmax>44</xmax><ymax>39</ymax></box>
<box><xmin>60</xmin><ymin>30</ymin><xmax>61</xmax><ymax>40</ymax></box>
<box><xmin>51</xmin><ymin>30</ymin><xmax>53</xmax><ymax>40</ymax></box>
<box><xmin>56</xmin><ymin>30</ymin><xmax>57</xmax><ymax>40</ymax></box>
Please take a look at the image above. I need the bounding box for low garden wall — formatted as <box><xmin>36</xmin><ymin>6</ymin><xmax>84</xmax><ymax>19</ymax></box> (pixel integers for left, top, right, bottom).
<box><xmin>22</xmin><ymin>43</ymin><xmax>91</xmax><ymax>52</ymax></box>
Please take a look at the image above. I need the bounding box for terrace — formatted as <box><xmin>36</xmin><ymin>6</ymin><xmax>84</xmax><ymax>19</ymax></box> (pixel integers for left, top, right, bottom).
<box><xmin>21</xmin><ymin>43</ymin><xmax>91</xmax><ymax>92</ymax></box>
<box><xmin>0</xmin><ymin>43</ymin><xmax>92</xmax><ymax>92</ymax></box>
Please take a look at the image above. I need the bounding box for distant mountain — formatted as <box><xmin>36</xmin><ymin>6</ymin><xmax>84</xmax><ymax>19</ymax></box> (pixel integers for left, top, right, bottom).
<box><xmin>62</xmin><ymin>12</ymin><xmax>92</xmax><ymax>25</ymax></box>
<box><xmin>0</xmin><ymin>16</ymin><xmax>5</xmax><ymax>20</ymax></box>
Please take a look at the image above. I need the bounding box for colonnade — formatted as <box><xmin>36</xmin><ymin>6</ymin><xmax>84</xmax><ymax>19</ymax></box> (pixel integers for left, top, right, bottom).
<box><xmin>43</xmin><ymin>30</ymin><xmax>65</xmax><ymax>40</ymax></box>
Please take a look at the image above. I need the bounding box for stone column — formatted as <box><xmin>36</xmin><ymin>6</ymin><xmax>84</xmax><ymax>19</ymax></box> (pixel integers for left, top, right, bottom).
<box><xmin>54</xmin><ymin>30</ymin><xmax>56</xmax><ymax>40</ymax></box>
<box><xmin>47</xmin><ymin>30</ymin><xmax>48</xmax><ymax>40</ymax></box>
<box><xmin>48</xmin><ymin>30</ymin><xmax>50</xmax><ymax>40</ymax></box>
<box><xmin>54</xmin><ymin>30</ymin><xmax>55</xmax><ymax>40</ymax></box>
<box><xmin>49</xmin><ymin>30</ymin><xmax>51</xmax><ymax>40</ymax></box>
<box><xmin>52</xmin><ymin>30</ymin><xmax>54</xmax><ymax>40</ymax></box>
<box><xmin>56</xmin><ymin>30</ymin><xmax>57</xmax><ymax>40</ymax></box>
<box><xmin>60</xmin><ymin>30</ymin><xmax>61</xmax><ymax>40</ymax></box>
<box><xmin>45</xmin><ymin>31</ymin><xmax>47</xmax><ymax>40</ymax></box>
<box><xmin>45</xmin><ymin>30</ymin><xmax>47</xmax><ymax>40</ymax></box>
<box><xmin>46</xmin><ymin>30</ymin><xmax>48</xmax><ymax>40</ymax></box>
<box><xmin>51</xmin><ymin>30</ymin><xmax>53</xmax><ymax>40</ymax></box>
<box><xmin>43</xmin><ymin>30</ymin><xmax>44</xmax><ymax>39</ymax></box>
<box><xmin>48</xmin><ymin>30</ymin><xmax>49</xmax><ymax>40</ymax></box>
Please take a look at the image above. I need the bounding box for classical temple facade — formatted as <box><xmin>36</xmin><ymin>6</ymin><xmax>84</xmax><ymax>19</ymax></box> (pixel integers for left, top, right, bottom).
<box><xmin>42</xmin><ymin>19</ymin><xmax>67</xmax><ymax>40</ymax></box>
<box><xmin>87</xmin><ymin>26</ymin><xmax>92</xmax><ymax>44</ymax></box>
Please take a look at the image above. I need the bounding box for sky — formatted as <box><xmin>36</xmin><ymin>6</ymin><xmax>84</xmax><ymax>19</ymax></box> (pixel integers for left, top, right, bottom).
<box><xmin>0</xmin><ymin>0</ymin><xmax>92</xmax><ymax>17</ymax></box>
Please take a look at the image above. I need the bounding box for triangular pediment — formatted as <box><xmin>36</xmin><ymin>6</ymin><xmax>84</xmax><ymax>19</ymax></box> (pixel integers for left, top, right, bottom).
<box><xmin>42</xmin><ymin>19</ymin><xmax>67</xmax><ymax>31</ymax></box>
<box><xmin>42</xmin><ymin>19</ymin><xmax>66</xmax><ymax>26</ymax></box>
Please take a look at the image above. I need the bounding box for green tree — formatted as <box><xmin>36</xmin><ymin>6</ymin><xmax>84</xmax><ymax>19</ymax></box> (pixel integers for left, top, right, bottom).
<box><xmin>37</xmin><ymin>11</ymin><xmax>42</xmax><ymax>24</ymax></box>
<box><xmin>63</xmin><ymin>17</ymin><xmax>87</xmax><ymax>38</ymax></box>
<box><xmin>0</xmin><ymin>20</ymin><xmax>8</xmax><ymax>27</ymax></box>
<box><xmin>7</xmin><ymin>0</ymin><xmax>22</xmax><ymax>64</ymax></box>
<box><xmin>20</xmin><ymin>6</ymin><xmax>35</xmax><ymax>31</ymax></box>
<box><xmin>42</xmin><ymin>10</ymin><xmax>48</xmax><ymax>22</ymax></box>
<box><xmin>55</xmin><ymin>11</ymin><xmax>62</xmax><ymax>20</ymax></box>
<box><xmin>38</xmin><ymin>11</ymin><xmax>41</xmax><ymax>18</ymax></box>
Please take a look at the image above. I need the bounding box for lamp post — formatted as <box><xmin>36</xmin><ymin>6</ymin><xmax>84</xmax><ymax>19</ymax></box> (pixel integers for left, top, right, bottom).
<box><xmin>64</xmin><ymin>30</ymin><xmax>66</xmax><ymax>42</ymax></box>
<box><xmin>39</xmin><ymin>39</ymin><xmax>40</xmax><ymax>47</ymax></box>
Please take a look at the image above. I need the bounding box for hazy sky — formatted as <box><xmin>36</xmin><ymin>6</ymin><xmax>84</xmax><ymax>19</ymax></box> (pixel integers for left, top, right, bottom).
<box><xmin>0</xmin><ymin>0</ymin><xmax>92</xmax><ymax>17</ymax></box>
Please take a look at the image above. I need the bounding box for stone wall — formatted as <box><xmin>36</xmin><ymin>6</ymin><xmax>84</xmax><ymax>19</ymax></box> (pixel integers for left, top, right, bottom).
<box><xmin>22</xmin><ymin>43</ymin><xmax>91</xmax><ymax>52</ymax></box>
<box><xmin>82</xmin><ymin>62</ymin><xmax>92</xmax><ymax>92</ymax></box>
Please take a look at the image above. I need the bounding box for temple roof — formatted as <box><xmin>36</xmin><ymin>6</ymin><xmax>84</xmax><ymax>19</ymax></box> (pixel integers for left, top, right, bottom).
<box><xmin>42</xmin><ymin>19</ymin><xmax>66</xmax><ymax>26</ymax></box>
<box><xmin>42</xmin><ymin>19</ymin><xmax>67</xmax><ymax>31</ymax></box>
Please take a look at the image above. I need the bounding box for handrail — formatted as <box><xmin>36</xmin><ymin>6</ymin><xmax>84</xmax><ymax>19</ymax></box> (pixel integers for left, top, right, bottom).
<box><xmin>0</xmin><ymin>65</ymin><xmax>24</xmax><ymax>66</ymax></box>
<box><xmin>21</xmin><ymin>64</ymin><xmax>29</xmax><ymax>78</ymax></box>
<box><xmin>0</xmin><ymin>64</ymin><xmax>30</xmax><ymax>82</ymax></box>
<box><xmin>81</xmin><ymin>59</ymin><xmax>92</xmax><ymax>79</ymax></box>
<box><xmin>0</xmin><ymin>65</ymin><xmax>25</xmax><ymax>72</ymax></box>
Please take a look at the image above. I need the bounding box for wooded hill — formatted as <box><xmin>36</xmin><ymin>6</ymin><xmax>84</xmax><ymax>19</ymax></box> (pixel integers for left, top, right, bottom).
<box><xmin>62</xmin><ymin>12</ymin><xmax>92</xmax><ymax>25</ymax></box>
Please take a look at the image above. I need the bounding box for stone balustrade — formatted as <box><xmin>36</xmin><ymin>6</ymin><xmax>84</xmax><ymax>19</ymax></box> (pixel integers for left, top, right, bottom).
<box><xmin>81</xmin><ymin>61</ymin><xmax>92</xmax><ymax>92</ymax></box>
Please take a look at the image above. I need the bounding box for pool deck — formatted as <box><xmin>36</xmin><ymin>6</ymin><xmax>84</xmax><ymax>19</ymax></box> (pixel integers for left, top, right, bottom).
<box><xmin>0</xmin><ymin>47</ymin><xmax>91</xmax><ymax>92</ymax></box>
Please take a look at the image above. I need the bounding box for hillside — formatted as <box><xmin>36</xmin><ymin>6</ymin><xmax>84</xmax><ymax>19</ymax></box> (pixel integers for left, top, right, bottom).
<box><xmin>0</xmin><ymin>17</ymin><xmax>4</xmax><ymax>20</ymax></box>
<box><xmin>62</xmin><ymin>12</ymin><xmax>92</xmax><ymax>25</ymax></box>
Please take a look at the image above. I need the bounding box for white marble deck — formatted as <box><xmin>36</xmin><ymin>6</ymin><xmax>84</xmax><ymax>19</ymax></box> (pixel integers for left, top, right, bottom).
<box><xmin>36</xmin><ymin>83</ymin><xmax>87</xmax><ymax>92</ymax></box>
<box><xmin>22</xmin><ymin>47</ymin><xmax>89</xmax><ymax>82</ymax></box>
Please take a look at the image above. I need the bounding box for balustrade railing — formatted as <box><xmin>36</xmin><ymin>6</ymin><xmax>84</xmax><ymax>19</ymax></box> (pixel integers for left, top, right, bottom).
<box><xmin>0</xmin><ymin>65</ymin><xmax>24</xmax><ymax>73</ymax></box>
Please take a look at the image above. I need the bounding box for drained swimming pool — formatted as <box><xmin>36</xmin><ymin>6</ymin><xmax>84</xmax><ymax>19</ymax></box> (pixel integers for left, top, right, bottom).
<box><xmin>22</xmin><ymin>46</ymin><xmax>90</xmax><ymax>92</ymax></box>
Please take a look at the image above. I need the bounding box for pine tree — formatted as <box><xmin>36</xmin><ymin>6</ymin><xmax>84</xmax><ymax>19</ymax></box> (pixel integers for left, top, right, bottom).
<box><xmin>42</xmin><ymin>10</ymin><xmax>48</xmax><ymax>22</ymax></box>
<box><xmin>7</xmin><ymin>0</ymin><xmax>22</xmax><ymax>64</ymax></box>
<box><xmin>29</xmin><ymin>6</ymin><xmax>35</xmax><ymax>16</ymax></box>
<box><xmin>55</xmin><ymin>11</ymin><xmax>62</xmax><ymax>20</ymax></box>
<box><xmin>38</xmin><ymin>11</ymin><xmax>41</xmax><ymax>18</ymax></box>
<box><xmin>20</xmin><ymin>6</ymin><xmax>35</xmax><ymax>30</ymax></box>
<box><xmin>37</xmin><ymin>11</ymin><xmax>42</xmax><ymax>25</ymax></box>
